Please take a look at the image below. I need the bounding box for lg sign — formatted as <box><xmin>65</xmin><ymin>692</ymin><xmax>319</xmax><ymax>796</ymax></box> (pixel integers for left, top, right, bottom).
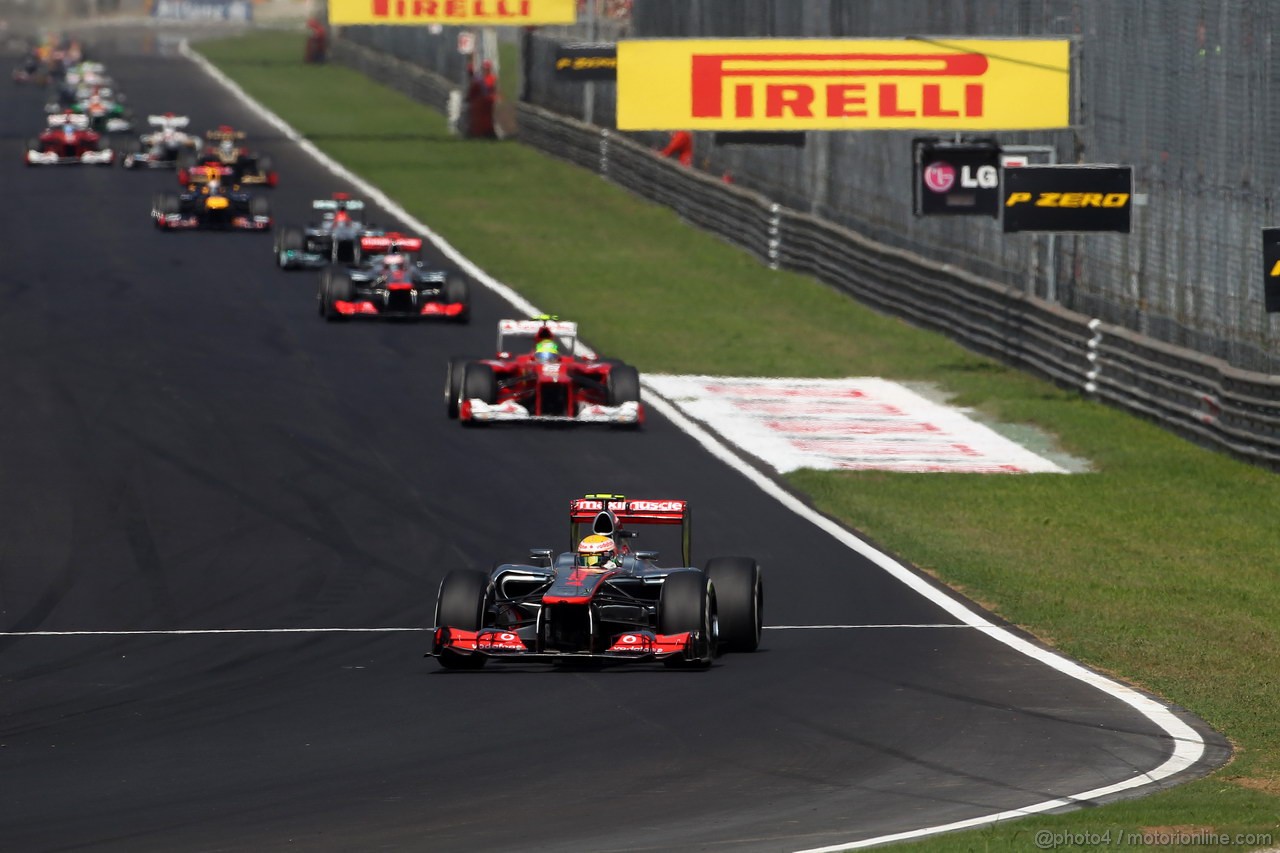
<box><xmin>923</xmin><ymin>161</ymin><xmax>997</xmax><ymax>193</ymax></box>
<box><xmin>913</xmin><ymin>139</ymin><xmax>1002</xmax><ymax>217</ymax></box>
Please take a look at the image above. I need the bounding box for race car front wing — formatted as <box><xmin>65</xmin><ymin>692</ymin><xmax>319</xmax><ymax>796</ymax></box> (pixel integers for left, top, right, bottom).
<box><xmin>431</xmin><ymin>626</ymin><xmax>698</xmax><ymax>662</ymax></box>
<box><xmin>460</xmin><ymin>399</ymin><xmax>643</xmax><ymax>425</ymax></box>
<box><xmin>26</xmin><ymin>148</ymin><xmax>114</xmax><ymax>165</ymax></box>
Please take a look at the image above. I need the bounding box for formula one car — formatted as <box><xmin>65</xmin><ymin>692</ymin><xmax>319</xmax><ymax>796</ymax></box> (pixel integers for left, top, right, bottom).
<box><xmin>177</xmin><ymin>126</ymin><xmax>277</xmax><ymax>187</ymax></box>
<box><xmin>24</xmin><ymin>113</ymin><xmax>114</xmax><ymax>165</ymax></box>
<box><xmin>317</xmin><ymin>233</ymin><xmax>469</xmax><ymax>320</ymax></box>
<box><xmin>429</xmin><ymin>494</ymin><xmax>764</xmax><ymax>669</ymax></box>
<box><xmin>151</xmin><ymin>173</ymin><xmax>272</xmax><ymax>231</ymax></box>
<box><xmin>444</xmin><ymin>317</ymin><xmax>642</xmax><ymax>426</ymax></box>
<box><xmin>66</xmin><ymin>89</ymin><xmax>132</xmax><ymax>134</ymax></box>
<box><xmin>275</xmin><ymin>194</ymin><xmax>377</xmax><ymax>269</ymax></box>
<box><xmin>121</xmin><ymin>114</ymin><xmax>199</xmax><ymax>168</ymax></box>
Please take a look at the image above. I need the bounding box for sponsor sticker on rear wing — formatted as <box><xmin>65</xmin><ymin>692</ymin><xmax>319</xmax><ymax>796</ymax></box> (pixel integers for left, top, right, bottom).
<box><xmin>569</xmin><ymin>497</ymin><xmax>688</xmax><ymax>525</ymax></box>
<box><xmin>360</xmin><ymin>233</ymin><xmax>423</xmax><ymax>254</ymax></box>
<box><xmin>498</xmin><ymin>318</ymin><xmax>578</xmax><ymax>338</ymax></box>
<box><xmin>148</xmin><ymin>114</ymin><xmax>190</xmax><ymax>129</ymax></box>
<box><xmin>314</xmin><ymin>198</ymin><xmax>366</xmax><ymax>212</ymax></box>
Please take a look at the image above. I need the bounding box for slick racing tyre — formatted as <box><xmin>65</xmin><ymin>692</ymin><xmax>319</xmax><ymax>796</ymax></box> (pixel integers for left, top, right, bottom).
<box><xmin>462</xmin><ymin>363</ymin><xmax>497</xmax><ymax>405</ymax></box>
<box><xmin>705</xmin><ymin>557</ymin><xmax>763</xmax><ymax>653</ymax></box>
<box><xmin>443</xmin><ymin>275</ymin><xmax>470</xmax><ymax>323</ymax></box>
<box><xmin>607</xmin><ymin>364</ymin><xmax>641</xmax><ymax>406</ymax></box>
<box><xmin>658</xmin><ymin>571</ymin><xmax>717</xmax><ymax>669</ymax></box>
<box><xmin>153</xmin><ymin>193</ymin><xmax>180</xmax><ymax>229</ymax></box>
<box><xmin>120</xmin><ymin>137</ymin><xmax>141</xmax><ymax>168</ymax></box>
<box><xmin>444</xmin><ymin>358</ymin><xmax>469</xmax><ymax>419</ymax></box>
<box><xmin>434</xmin><ymin>569</ymin><xmax>490</xmax><ymax>670</ymax></box>
<box><xmin>276</xmin><ymin>226</ymin><xmax>304</xmax><ymax>268</ymax></box>
<box><xmin>318</xmin><ymin>267</ymin><xmax>353</xmax><ymax>321</ymax></box>
<box><xmin>249</xmin><ymin>196</ymin><xmax>271</xmax><ymax>220</ymax></box>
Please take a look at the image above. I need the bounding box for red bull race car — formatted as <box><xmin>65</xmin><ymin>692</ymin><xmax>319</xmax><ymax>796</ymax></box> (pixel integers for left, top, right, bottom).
<box><xmin>445</xmin><ymin>318</ymin><xmax>643</xmax><ymax>426</ymax></box>
<box><xmin>317</xmin><ymin>233</ymin><xmax>469</xmax><ymax>320</ymax></box>
<box><xmin>429</xmin><ymin>495</ymin><xmax>764</xmax><ymax>669</ymax></box>
<box><xmin>151</xmin><ymin>168</ymin><xmax>272</xmax><ymax>231</ymax></box>
<box><xmin>24</xmin><ymin>113</ymin><xmax>114</xmax><ymax>165</ymax></box>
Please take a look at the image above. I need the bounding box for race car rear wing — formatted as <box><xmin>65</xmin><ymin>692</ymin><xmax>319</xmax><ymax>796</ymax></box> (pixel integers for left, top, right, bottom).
<box><xmin>361</xmin><ymin>233</ymin><xmax>422</xmax><ymax>255</ymax></box>
<box><xmin>497</xmin><ymin>318</ymin><xmax>578</xmax><ymax>357</ymax></box>
<box><xmin>314</xmin><ymin>198</ymin><xmax>365</xmax><ymax>212</ymax></box>
<box><xmin>148</xmin><ymin>114</ymin><xmax>189</xmax><ymax>129</ymax></box>
<box><xmin>47</xmin><ymin>112</ymin><xmax>89</xmax><ymax>128</ymax></box>
<box><xmin>569</xmin><ymin>494</ymin><xmax>690</xmax><ymax>566</ymax></box>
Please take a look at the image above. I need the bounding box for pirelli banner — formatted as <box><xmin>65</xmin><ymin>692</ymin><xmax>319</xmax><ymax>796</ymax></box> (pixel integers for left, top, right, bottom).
<box><xmin>1263</xmin><ymin>228</ymin><xmax>1280</xmax><ymax>312</ymax></box>
<box><xmin>616</xmin><ymin>38</ymin><xmax>1071</xmax><ymax>131</ymax></box>
<box><xmin>329</xmin><ymin>0</ymin><xmax>577</xmax><ymax>26</ymax></box>
<box><xmin>1002</xmin><ymin>165</ymin><xmax>1133</xmax><ymax>233</ymax></box>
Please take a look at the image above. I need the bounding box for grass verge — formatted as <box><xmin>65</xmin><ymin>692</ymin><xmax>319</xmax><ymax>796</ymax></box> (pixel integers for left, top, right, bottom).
<box><xmin>198</xmin><ymin>31</ymin><xmax>1280</xmax><ymax>851</ymax></box>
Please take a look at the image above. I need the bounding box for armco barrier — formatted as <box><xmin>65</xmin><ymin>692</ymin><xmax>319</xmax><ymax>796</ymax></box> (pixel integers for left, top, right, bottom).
<box><xmin>331</xmin><ymin>37</ymin><xmax>1280</xmax><ymax>470</ymax></box>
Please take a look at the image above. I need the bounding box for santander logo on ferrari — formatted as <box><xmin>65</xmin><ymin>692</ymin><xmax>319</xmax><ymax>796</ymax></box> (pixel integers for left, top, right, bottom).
<box><xmin>923</xmin><ymin>161</ymin><xmax>956</xmax><ymax>193</ymax></box>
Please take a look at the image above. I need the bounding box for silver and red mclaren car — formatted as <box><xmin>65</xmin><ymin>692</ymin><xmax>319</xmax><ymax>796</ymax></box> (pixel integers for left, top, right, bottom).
<box><xmin>428</xmin><ymin>494</ymin><xmax>764</xmax><ymax>669</ymax></box>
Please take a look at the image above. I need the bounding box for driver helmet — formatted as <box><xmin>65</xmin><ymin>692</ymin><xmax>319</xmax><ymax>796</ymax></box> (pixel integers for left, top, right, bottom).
<box><xmin>534</xmin><ymin>338</ymin><xmax>559</xmax><ymax>363</ymax></box>
<box><xmin>381</xmin><ymin>253</ymin><xmax>406</xmax><ymax>272</ymax></box>
<box><xmin>218</xmin><ymin>138</ymin><xmax>235</xmax><ymax>160</ymax></box>
<box><xmin>576</xmin><ymin>534</ymin><xmax>617</xmax><ymax>569</ymax></box>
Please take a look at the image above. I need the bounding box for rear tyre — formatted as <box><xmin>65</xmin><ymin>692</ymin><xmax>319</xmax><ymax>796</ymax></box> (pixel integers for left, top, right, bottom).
<box><xmin>705</xmin><ymin>557</ymin><xmax>763</xmax><ymax>653</ymax></box>
<box><xmin>658</xmin><ymin>571</ymin><xmax>717</xmax><ymax>669</ymax></box>
<box><xmin>434</xmin><ymin>569</ymin><xmax>490</xmax><ymax>670</ymax></box>
<box><xmin>607</xmin><ymin>364</ymin><xmax>641</xmax><ymax>406</ymax></box>
<box><xmin>120</xmin><ymin>137</ymin><xmax>141</xmax><ymax>167</ymax></box>
<box><xmin>249</xmin><ymin>195</ymin><xmax>271</xmax><ymax>219</ymax></box>
<box><xmin>443</xmin><ymin>275</ymin><xmax>470</xmax><ymax>323</ymax></box>
<box><xmin>444</xmin><ymin>358</ymin><xmax>469</xmax><ymax>418</ymax></box>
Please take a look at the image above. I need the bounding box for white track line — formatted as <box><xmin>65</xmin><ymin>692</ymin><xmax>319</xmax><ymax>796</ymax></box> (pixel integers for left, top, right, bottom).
<box><xmin>0</xmin><ymin>628</ymin><xmax>426</xmax><ymax>636</ymax></box>
<box><xmin>0</xmin><ymin>624</ymin><xmax>969</xmax><ymax>637</ymax></box>
<box><xmin>180</xmin><ymin>41</ymin><xmax>1206</xmax><ymax>851</ymax></box>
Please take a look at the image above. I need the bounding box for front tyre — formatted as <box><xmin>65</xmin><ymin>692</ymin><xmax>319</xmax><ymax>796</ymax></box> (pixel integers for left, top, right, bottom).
<box><xmin>434</xmin><ymin>569</ymin><xmax>490</xmax><ymax>670</ymax></box>
<box><xmin>658</xmin><ymin>571</ymin><xmax>717</xmax><ymax>669</ymax></box>
<box><xmin>607</xmin><ymin>364</ymin><xmax>641</xmax><ymax>406</ymax></box>
<box><xmin>444</xmin><ymin>358</ymin><xmax>468</xmax><ymax>418</ymax></box>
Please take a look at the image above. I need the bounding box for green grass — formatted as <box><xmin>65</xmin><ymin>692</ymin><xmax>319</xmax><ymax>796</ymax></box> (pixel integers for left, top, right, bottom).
<box><xmin>199</xmin><ymin>31</ymin><xmax>1280</xmax><ymax>850</ymax></box>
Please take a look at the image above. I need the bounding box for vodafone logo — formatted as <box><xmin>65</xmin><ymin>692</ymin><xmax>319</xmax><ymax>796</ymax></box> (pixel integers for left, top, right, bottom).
<box><xmin>923</xmin><ymin>161</ymin><xmax>956</xmax><ymax>193</ymax></box>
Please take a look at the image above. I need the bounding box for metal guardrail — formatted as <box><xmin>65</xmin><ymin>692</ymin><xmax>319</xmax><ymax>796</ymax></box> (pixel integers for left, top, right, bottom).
<box><xmin>333</xmin><ymin>37</ymin><xmax>1280</xmax><ymax>470</ymax></box>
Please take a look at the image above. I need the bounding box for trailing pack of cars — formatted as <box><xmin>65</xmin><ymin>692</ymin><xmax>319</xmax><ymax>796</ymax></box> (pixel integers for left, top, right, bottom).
<box><xmin>19</xmin><ymin>46</ymin><xmax>757</xmax><ymax>670</ymax></box>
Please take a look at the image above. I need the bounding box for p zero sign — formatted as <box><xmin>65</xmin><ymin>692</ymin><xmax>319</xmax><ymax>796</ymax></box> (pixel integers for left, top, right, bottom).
<box><xmin>555</xmin><ymin>43</ymin><xmax>617</xmax><ymax>81</ymax></box>
<box><xmin>914</xmin><ymin>139</ymin><xmax>1001</xmax><ymax>217</ymax></box>
<box><xmin>1002</xmin><ymin>165</ymin><xmax>1133</xmax><ymax>233</ymax></box>
<box><xmin>1263</xmin><ymin>228</ymin><xmax>1280</xmax><ymax>312</ymax></box>
<box><xmin>616</xmin><ymin>38</ymin><xmax>1071</xmax><ymax>131</ymax></box>
<box><xmin>328</xmin><ymin>0</ymin><xmax>577</xmax><ymax>25</ymax></box>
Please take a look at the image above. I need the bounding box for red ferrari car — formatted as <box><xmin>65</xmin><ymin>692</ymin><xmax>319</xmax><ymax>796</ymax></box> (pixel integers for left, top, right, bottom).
<box><xmin>25</xmin><ymin>113</ymin><xmax>114</xmax><ymax>166</ymax></box>
<box><xmin>445</xmin><ymin>317</ymin><xmax>643</xmax><ymax>426</ymax></box>
<box><xmin>429</xmin><ymin>494</ymin><xmax>764</xmax><ymax>669</ymax></box>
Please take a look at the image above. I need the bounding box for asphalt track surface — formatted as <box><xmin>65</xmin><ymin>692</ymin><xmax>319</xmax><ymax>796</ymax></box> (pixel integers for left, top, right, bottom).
<box><xmin>0</xmin><ymin>32</ymin><xmax>1225</xmax><ymax>853</ymax></box>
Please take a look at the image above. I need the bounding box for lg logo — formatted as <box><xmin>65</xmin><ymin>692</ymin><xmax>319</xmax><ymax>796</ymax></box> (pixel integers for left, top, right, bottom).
<box><xmin>925</xmin><ymin>162</ymin><xmax>998</xmax><ymax>193</ymax></box>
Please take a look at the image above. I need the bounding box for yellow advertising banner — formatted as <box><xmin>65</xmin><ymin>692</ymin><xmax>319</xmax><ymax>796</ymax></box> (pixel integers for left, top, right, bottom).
<box><xmin>617</xmin><ymin>39</ymin><xmax>1071</xmax><ymax>131</ymax></box>
<box><xmin>329</xmin><ymin>0</ymin><xmax>577</xmax><ymax>26</ymax></box>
